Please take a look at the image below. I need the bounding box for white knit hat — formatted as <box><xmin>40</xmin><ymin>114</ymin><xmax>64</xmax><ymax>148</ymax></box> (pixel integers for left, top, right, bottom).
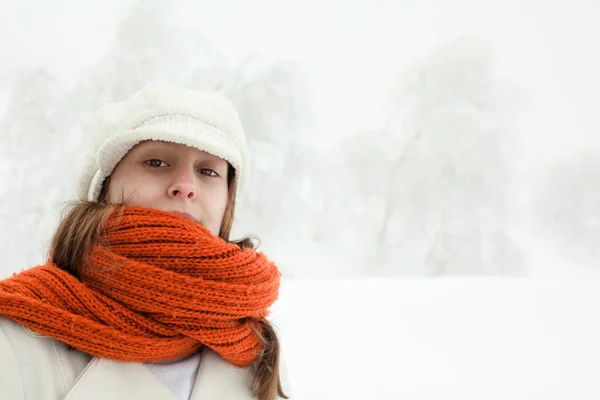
<box><xmin>77</xmin><ymin>81</ymin><xmax>249</xmax><ymax>202</ymax></box>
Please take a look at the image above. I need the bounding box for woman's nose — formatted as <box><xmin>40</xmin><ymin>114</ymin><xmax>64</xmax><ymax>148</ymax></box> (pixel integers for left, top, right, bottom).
<box><xmin>168</xmin><ymin>172</ymin><xmax>197</xmax><ymax>200</ymax></box>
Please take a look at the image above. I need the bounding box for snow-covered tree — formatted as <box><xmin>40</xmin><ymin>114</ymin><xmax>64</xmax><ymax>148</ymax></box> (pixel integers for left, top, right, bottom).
<box><xmin>532</xmin><ymin>150</ymin><xmax>600</xmax><ymax>268</ymax></box>
<box><xmin>375</xmin><ymin>36</ymin><xmax>528</xmax><ymax>275</ymax></box>
<box><xmin>0</xmin><ymin>70</ymin><xmax>74</xmax><ymax>272</ymax></box>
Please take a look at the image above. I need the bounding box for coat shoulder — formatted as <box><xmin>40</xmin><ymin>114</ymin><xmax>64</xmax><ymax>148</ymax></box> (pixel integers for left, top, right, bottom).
<box><xmin>0</xmin><ymin>317</ymin><xmax>25</xmax><ymax>400</ymax></box>
<box><xmin>278</xmin><ymin>345</ymin><xmax>293</xmax><ymax>399</ymax></box>
<box><xmin>0</xmin><ymin>317</ymin><xmax>92</xmax><ymax>400</ymax></box>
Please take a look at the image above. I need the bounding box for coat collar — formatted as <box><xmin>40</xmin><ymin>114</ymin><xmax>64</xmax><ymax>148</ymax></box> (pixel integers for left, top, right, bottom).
<box><xmin>63</xmin><ymin>347</ymin><xmax>254</xmax><ymax>400</ymax></box>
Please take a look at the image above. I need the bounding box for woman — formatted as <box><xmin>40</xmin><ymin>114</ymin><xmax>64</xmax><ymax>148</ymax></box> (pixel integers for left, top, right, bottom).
<box><xmin>0</xmin><ymin>81</ymin><xmax>289</xmax><ymax>400</ymax></box>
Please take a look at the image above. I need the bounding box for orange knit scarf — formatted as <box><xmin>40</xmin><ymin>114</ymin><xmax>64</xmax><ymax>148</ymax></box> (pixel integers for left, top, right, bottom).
<box><xmin>0</xmin><ymin>206</ymin><xmax>281</xmax><ymax>367</ymax></box>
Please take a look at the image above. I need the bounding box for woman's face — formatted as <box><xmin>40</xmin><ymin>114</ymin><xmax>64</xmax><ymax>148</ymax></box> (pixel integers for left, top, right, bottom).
<box><xmin>107</xmin><ymin>140</ymin><xmax>229</xmax><ymax>235</ymax></box>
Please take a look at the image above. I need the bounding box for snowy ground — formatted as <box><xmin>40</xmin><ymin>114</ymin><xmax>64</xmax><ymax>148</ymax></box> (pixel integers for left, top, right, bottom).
<box><xmin>274</xmin><ymin>278</ymin><xmax>600</xmax><ymax>399</ymax></box>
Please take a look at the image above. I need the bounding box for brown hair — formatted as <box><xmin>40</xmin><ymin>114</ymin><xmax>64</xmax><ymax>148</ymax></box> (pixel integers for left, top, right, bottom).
<box><xmin>49</xmin><ymin>165</ymin><xmax>287</xmax><ymax>400</ymax></box>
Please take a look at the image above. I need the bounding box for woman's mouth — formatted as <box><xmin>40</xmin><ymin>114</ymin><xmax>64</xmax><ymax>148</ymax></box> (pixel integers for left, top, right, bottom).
<box><xmin>171</xmin><ymin>211</ymin><xmax>197</xmax><ymax>222</ymax></box>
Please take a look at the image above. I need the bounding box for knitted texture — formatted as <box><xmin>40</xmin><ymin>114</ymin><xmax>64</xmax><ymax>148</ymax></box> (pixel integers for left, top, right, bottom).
<box><xmin>0</xmin><ymin>206</ymin><xmax>280</xmax><ymax>367</ymax></box>
<box><xmin>76</xmin><ymin>81</ymin><xmax>249</xmax><ymax>202</ymax></box>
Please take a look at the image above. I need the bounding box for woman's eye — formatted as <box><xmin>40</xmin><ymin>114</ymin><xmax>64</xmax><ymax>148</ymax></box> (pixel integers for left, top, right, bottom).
<box><xmin>199</xmin><ymin>168</ymin><xmax>218</xmax><ymax>177</ymax></box>
<box><xmin>146</xmin><ymin>159</ymin><xmax>167</xmax><ymax>168</ymax></box>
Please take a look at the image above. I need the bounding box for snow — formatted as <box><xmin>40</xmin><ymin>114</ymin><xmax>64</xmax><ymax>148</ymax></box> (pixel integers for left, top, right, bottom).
<box><xmin>274</xmin><ymin>278</ymin><xmax>600</xmax><ymax>399</ymax></box>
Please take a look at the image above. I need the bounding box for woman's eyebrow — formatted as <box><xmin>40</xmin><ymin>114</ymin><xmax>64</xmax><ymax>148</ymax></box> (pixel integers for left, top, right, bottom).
<box><xmin>136</xmin><ymin>144</ymin><xmax>177</xmax><ymax>155</ymax></box>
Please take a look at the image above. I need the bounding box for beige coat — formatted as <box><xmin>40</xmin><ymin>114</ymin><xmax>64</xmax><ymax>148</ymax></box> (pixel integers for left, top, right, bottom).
<box><xmin>0</xmin><ymin>317</ymin><xmax>290</xmax><ymax>400</ymax></box>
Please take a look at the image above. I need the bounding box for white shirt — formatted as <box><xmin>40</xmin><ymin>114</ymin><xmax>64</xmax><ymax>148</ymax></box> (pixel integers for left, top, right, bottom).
<box><xmin>145</xmin><ymin>351</ymin><xmax>203</xmax><ymax>400</ymax></box>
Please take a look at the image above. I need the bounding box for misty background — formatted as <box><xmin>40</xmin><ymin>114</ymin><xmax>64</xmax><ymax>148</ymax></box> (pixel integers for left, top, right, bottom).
<box><xmin>1</xmin><ymin>0</ymin><xmax>598</xmax><ymax>279</ymax></box>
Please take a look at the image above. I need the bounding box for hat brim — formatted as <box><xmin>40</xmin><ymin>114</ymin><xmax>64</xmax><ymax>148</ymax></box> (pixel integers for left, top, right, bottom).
<box><xmin>87</xmin><ymin>123</ymin><xmax>244</xmax><ymax>202</ymax></box>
